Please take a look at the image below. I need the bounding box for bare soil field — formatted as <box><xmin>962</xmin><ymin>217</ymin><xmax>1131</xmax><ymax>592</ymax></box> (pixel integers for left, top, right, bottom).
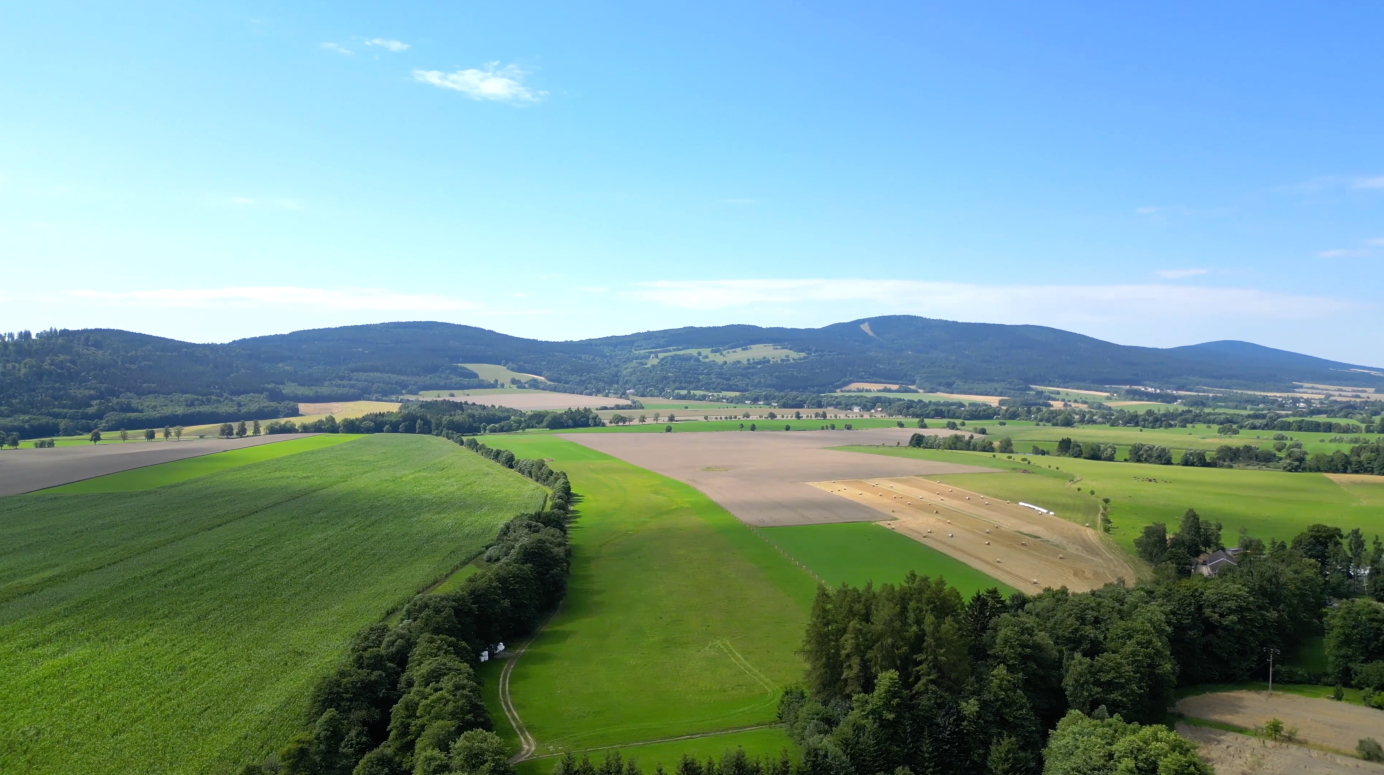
<box><xmin>0</xmin><ymin>434</ymin><xmax>317</xmax><ymax>496</ymax></box>
<box><xmin>813</xmin><ymin>477</ymin><xmax>1136</xmax><ymax>592</ymax></box>
<box><xmin>439</xmin><ymin>393</ymin><xmax>631</xmax><ymax>411</ymax></box>
<box><xmin>841</xmin><ymin>382</ymin><xmax>905</xmax><ymax>390</ymax></box>
<box><xmin>1176</xmin><ymin>691</ymin><xmax>1384</xmax><ymax>756</ymax></box>
<box><xmin>559</xmin><ymin>428</ymin><xmax>996</xmax><ymax>527</ymax></box>
<box><xmin>1177</xmin><ymin>724</ymin><xmax>1384</xmax><ymax>775</ymax></box>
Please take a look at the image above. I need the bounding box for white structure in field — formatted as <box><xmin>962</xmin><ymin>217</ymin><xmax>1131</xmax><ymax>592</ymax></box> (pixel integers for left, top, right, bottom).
<box><xmin>1019</xmin><ymin>502</ymin><xmax>1052</xmax><ymax>515</ymax></box>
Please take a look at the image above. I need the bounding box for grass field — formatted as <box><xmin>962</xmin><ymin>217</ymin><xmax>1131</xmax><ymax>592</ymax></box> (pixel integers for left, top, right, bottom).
<box><xmin>0</xmin><ymin>435</ymin><xmax>547</xmax><ymax>775</ymax></box>
<box><xmin>478</xmin><ymin>435</ymin><xmax>817</xmax><ymax>757</ymax></box>
<box><xmin>462</xmin><ymin>363</ymin><xmax>549</xmax><ymax>383</ymax></box>
<box><xmin>563</xmin><ymin>417</ymin><xmax>916</xmax><ymax>434</ymax></box>
<box><xmin>44</xmin><ymin>434</ymin><xmax>357</xmax><ymax>494</ymax></box>
<box><xmin>840</xmin><ymin>446</ymin><xmax>1384</xmax><ymax>553</ymax></box>
<box><xmin>759</xmin><ymin>522</ymin><xmax>1015</xmax><ymax>596</ymax></box>
<box><xmin>515</xmin><ymin>728</ymin><xmax>799</xmax><ymax>775</ymax></box>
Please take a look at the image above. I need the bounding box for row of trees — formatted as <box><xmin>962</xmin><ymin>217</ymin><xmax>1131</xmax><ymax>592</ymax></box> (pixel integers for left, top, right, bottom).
<box><xmin>238</xmin><ymin>438</ymin><xmax>574</xmax><ymax>775</ymax></box>
<box><xmin>263</xmin><ymin>402</ymin><xmax>605</xmax><ymax>437</ymax></box>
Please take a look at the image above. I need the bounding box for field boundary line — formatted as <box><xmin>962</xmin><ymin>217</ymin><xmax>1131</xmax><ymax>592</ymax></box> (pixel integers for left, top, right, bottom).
<box><xmin>527</xmin><ymin>724</ymin><xmax>782</xmax><ymax>761</ymax></box>
<box><xmin>746</xmin><ymin>526</ymin><xmax>825</xmax><ymax>584</ymax></box>
<box><xmin>502</xmin><ymin>604</ymin><xmax>562</xmax><ymax>763</ymax></box>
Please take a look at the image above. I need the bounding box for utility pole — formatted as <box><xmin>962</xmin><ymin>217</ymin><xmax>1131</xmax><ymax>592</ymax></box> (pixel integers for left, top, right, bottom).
<box><xmin>1264</xmin><ymin>647</ymin><xmax>1280</xmax><ymax>697</ymax></box>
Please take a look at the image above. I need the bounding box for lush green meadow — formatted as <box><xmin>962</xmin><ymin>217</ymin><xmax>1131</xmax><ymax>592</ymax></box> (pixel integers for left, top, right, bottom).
<box><xmin>515</xmin><ymin>727</ymin><xmax>799</xmax><ymax>775</ymax></box>
<box><xmin>842</xmin><ymin>446</ymin><xmax>1384</xmax><ymax>553</ymax></box>
<box><xmin>642</xmin><ymin>344</ymin><xmax>806</xmax><ymax>365</ymax></box>
<box><xmin>461</xmin><ymin>362</ymin><xmax>550</xmax><ymax>382</ymax></box>
<box><xmin>478</xmin><ymin>435</ymin><xmax>818</xmax><ymax>757</ymax></box>
<box><xmin>45</xmin><ymin>434</ymin><xmax>357</xmax><ymax>494</ymax></box>
<box><xmin>0</xmin><ymin>435</ymin><xmax>546</xmax><ymax>775</ymax></box>
<box><xmin>759</xmin><ymin>522</ymin><xmax>1014</xmax><ymax>596</ymax></box>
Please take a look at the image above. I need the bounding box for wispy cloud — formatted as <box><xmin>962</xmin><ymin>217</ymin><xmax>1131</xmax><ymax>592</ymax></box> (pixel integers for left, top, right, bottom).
<box><xmin>64</xmin><ymin>287</ymin><xmax>482</xmax><ymax>312</ymax></box>
<box><xmin>1318</xmin><ymin>248</ymin><xmax>1369</xmax><ymax>258</ymax></box>
<box><xmin>412</xmin><ymin>63</ymin><xmax>545</xmax><ymax>103</ymax></box>
<box><xmin>228</xmin><ymin>197</ymin><xmax>255</xmax><ymax>206</ymax></box>
<box><xmin>625</xmin><ymin>279</ymin><xmax>1360</xmax><ymax>322</ymax></box>
<box><xmin>724</xmin><ymin>198</ymin><xmax>758</xmax><ymax>205</ymax></box>
<box><xmin>1368</xmin><ymin>237</ymin><xmax>1384</xmax><ymax>246</ymax></box>
<box><xmin>1355</xmin><ymin>176</ymin><xmax>1384</xmax><ymax>190</ymax></box>
<box><xmin>1135</xmin><ymin>206</ymin><xmax>1159</xmax><ymax>214</ymax></box>
<box><xmin>320</xmin><ymin>42</ymin><xmax>353</xmax><ymax>55</ymax></box>
<box><xmin>365</xmin><ymin>38</ymin><xmax>409</xmax><ymax>52</ymax></box>
<box><xmin>1156</xmin><ymin>268</ymin><xmax>1208</xmax><ymax>280</ymax></box>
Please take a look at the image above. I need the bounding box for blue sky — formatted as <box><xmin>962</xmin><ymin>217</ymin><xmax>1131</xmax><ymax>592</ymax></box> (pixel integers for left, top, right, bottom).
<box><xmin>2</xmin><ymin>2</ymin><xmax>1381</xmax><ymax>365</ymax></box>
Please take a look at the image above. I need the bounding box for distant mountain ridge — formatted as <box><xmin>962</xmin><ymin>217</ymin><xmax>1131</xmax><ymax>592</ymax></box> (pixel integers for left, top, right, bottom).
<box><xmin>2</xmin><ymin>316</ymin><xmax>1380</xmax><ymax>437</ymax></box>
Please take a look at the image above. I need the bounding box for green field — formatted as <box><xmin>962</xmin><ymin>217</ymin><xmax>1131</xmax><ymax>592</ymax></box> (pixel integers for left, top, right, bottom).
<box><xmin>759</xmin><ymin>522</ymin><xmax>1014</xmax><ymax>596</ymax></box>
<box><xmin>478</xmin><ymin>435</ymin><xmax>818</xmax><ymax>757</ymax></box>
<box><xmin>462</xmin><ymin>363</ymin><xmax>550</xmax><ymax>383</ymax></box>
<box><xmin>564</xmin><ymin>417</ymin><xmax>914</xmax><ymax>434</ymax></box>
<box><xmin>515</xmin><ymin>727</ymin><xmax>799</xmax><ymax>775</ymax></box>
<box><xmin>841</xmin><ymin>446</ymin><xmax>1384</xmax><ymax>552</ymax></box>
<box><xmin>0</xmin><ymin>435</ymin><xmax>546</xmax><ymax>775</ymax></box>
<box><xmin>45</xmin><ymin>434</ymin><xmax>358</xmax><ymax>494</ymax></box>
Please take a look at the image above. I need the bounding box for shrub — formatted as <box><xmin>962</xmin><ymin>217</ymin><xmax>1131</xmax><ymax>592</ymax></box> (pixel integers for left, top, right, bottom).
<box><xmin>1359</xmin><ymin>738</ymin><xmax>1384</xmax><ymax>763</ymax></box>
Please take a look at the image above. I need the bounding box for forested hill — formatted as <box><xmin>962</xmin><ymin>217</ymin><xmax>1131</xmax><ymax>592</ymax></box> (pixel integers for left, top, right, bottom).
<box><xmin>2</xmin><ymin>316</ymin><xmax>1380</xmax><ymax>437</ymax></box>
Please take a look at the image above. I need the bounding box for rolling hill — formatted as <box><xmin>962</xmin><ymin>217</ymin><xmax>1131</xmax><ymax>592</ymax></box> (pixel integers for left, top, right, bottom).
<box><xmin>2</xmin><ymin>316</ymin><xmax>1380</xmax><ymax>437</ymax></box>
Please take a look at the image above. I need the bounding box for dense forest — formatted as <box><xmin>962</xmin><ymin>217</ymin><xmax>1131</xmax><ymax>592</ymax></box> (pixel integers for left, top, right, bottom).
<box><xmin>4</xmin><ymin>317</ymin><xmax>1381</xmax><ymax>438</ymax></box>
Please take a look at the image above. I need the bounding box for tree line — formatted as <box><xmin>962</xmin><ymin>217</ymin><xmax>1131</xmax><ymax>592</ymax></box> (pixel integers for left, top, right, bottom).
<box><xmin>236</xmin><ymin>438</ymin><xmax>574</xmax><ymax>775</ymax></box>
<box><xmin>263</xmin><ymin>402</ymin><xmax>605</xmax><ymax>437</ymax></box>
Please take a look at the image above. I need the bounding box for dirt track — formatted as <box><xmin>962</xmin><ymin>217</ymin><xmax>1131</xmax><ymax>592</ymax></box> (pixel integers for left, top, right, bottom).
<box><xmin>1178</xmin><ymin>724</ymin><xmax>1384</xmax><ymax>774</ymax></box>
<box><xmin>815</xmin><ymin>477</ymin><xmax>1135</xmax><ymax>592</ymax></box>
<box><xmin>559</xmin><ymin>428</ymin><xmax>996</xmax><ymax>526</ymax></box>
<box><xmin>0</xmin><ymin>434</ymin><xmax>317</xmax><ymax>496</ymax></box>
<box><xmin>1176</xmin><ymin>691</ymin><xmax>1384</xmax><ymax>756</ymax></box>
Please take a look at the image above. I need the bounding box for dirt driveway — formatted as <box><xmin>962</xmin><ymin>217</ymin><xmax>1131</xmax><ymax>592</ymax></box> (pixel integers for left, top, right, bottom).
<box><xmin>1176</xmin><ymin>691</ymin><xmax>1384</xmax><ymax>755</ymax></box>
<box><xmin>816</xmin><ymin>477</ymin><xmax>1136</xmax><ymax>592</ymax></box>
<box><xmin>0</xmin><ymin>434</ymin><xmax>317</xmax><ymax>496</ymax></box>
<box><xmin>559</xmin><ymin>428</ymin><xmax>996</xmax><ymax>526</ymax></box>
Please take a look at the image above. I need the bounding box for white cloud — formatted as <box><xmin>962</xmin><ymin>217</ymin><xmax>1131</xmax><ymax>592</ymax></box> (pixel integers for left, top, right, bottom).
<box><xmin>624</xmin><ymin>279</ymin><xmax>1360</xmax><ymax>322</ymax></box>
<box><xmin>365</xmin><ymin>38</ymin><xmax>409</xmax><ymax>52</ymax></box>
<box><xmin>1353</xmin><ymin>176</ymin><xmax>1384</xmax><ymax>190</ymax></box>
<box><xmin>320</xmin><ymin>42</ymin><xmax>353</xmax><ymax>55</ymax></box>
<box><xmin>1318</xmin><ymin>248</ymin><xmax>1369</xmax><ymax>258</ymax></box>
<box><xmin>1369</xmin><ymin>237</ymin><xmax>1384</xmax><ymax>246</ymax></box>
<box><xmin>412</xmin><ymin>63</ymin><xmax>545</xmax><ymax>103</ymax></box>
<box><xmin>1156</xmin><ymin>268</ymin><xmax>1208</xmax><ymax>279</ymax></box>
<box><xmin>1135</xmin><ymin>206</ymin><xmax>1158</xmax><ymax>214</ymax></box>
<box><xmin>64</xmin><ymin>287</ymin><xmax>482</xmax><ymax>313</ymax></box>
<box><xmin>228</xmin><ymin>197</ymin><xmax>255</xmax><ymax>206</ymax></box>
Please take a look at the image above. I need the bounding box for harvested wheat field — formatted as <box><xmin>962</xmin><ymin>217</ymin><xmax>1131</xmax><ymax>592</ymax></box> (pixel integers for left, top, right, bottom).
<box><xmin>440</xmin><ymin>392</ymin><xmax>630</xmax><ymax>411</ymax></box>
<box><xmin>1176</xmin><ymin>691</ymin><xmax>1384</xmax><ymax>756</ymax></box>
<box><xmin>1177</xmin><ymin>724</ymin><xmax>1384</xmax><ymax>775</ymax></box>
<box><xmin>811</xmin><ymin>477</ymin><xmax>1136</xmax><ymax>592</ymax></box>
<box><xmin>560</xmin><ymin>428</ymin><xmax>995</xmax><ymax>526</ymax></box>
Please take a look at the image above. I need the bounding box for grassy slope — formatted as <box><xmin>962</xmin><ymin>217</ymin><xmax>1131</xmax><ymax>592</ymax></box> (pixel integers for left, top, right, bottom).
<box><xmin>0</xmin><ymin>435</ymin><xmax>546</xmax><ymax>775</ymax></box>
<box><xmin>45</xmin><ymin>434</ymin><xmax>358</xmax><ymax>493</ymax></box>
<box><xmin>479</xmin><ymin>435</ymin><xmax>817</xmax><ymax>755</ymax></box>
<box><xmin>515</xmin><ymin>728</ymin><xmax>799</xmax><ymax>775</ymax></box>
<box><xmin>841</xmin><ymin>446</ymin><xmax>1384</xmax><ymax>552</ymax></box>
<box><xmin>760</xmin><ymin>522</ymin><xmax>1014</xmax><ymax>596</ymax></box>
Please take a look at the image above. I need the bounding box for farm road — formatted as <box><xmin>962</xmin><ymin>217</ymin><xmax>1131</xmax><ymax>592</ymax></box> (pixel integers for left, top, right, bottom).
<box><xmin>559</xmin><ymin>428</ymin><xmax>995</xmax><ymax>527</ymax></box>
<box><xmin>0</xmin><ymin>434</ymin><xmax>318</xmax><ymax>496</ymax></box>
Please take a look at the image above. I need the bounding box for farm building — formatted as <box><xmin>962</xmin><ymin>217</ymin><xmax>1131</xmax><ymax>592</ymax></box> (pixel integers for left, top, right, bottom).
<box><xmin>1192</xmin><ymin>548</ymin><xmax>1242</xmax><ymax>577</ymax></box>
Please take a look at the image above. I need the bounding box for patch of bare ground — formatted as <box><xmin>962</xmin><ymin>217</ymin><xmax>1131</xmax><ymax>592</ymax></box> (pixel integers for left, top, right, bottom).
<box><xmin>558</xmin><ymin>428</ymin><xmax>997</xmax><ymax>527</ymax></box>
<box><xmin>1177</xmin><ymin>724</ymin><xmax>1384</xmax><ymax>774</ymax></box>
<box><xmin>1176</xmin><ymin>691</ymin><xmax>1384</xmax><ymax>756</ymax></box>
<box><xmin>811</xmin><ymin>477</ymin><xmax>1137</xmax><ymax>592</ymax></box>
